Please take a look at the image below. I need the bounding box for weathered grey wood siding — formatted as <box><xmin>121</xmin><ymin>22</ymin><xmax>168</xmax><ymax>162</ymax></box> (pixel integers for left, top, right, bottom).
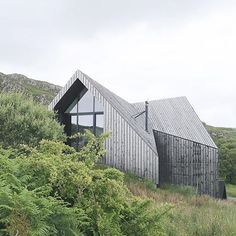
<box><xmin>103</xmin><ymin>105</ymin><xmax>159</xmax><ymax>182</ymax></box>
<box><xmin>154</xmin><ymin>130</ymin><xmax>218</xmax><ymax>197</ymax></box>
<box><xmin>56</xmin><ymin>71</ymin><xmax>159</xmax><ymax>184</ymax></box>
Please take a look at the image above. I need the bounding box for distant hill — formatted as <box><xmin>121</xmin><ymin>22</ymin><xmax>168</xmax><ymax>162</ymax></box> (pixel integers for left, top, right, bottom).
<box><xmin>204</xmin><ymin>123</ymin><xmax>236</xmax><ymax>184</ymax></box>
<box><xmin>204</xmin><ymin>123</ymin><xmax>236</xmax><ymax>141</ymax></box>
<box><xmin>0</xmin><ymin>72</ymin><xmax>61</xmax><ymax>105</ymax></box>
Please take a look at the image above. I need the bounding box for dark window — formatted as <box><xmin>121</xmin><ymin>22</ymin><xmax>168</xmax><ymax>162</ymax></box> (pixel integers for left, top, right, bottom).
<box><xmin>77</xmin><ymin>115</ymin><xmax>94</xmax><ymax>149</ymax></box>
<box><xmin>95</xmin><ymin>114</ymin><xmax>104</xmax><ymax>136</ymax></box>
<box><xmin>71</xmin><ymin>116</ymin><xmax>78</xmax><ymax>135</ymax></box>
<box><xmin>71</xmin><ymin>116</ymin><xmax>78</xmax><ymax>149</ymax></box>
<box><xmin>78</xmin><ymin>115</ymin><xmax>93</xmax><ymax>133</ymax></box>
<box><xmin>68</xmin><ymin>90</ymin><xmax>104</xmax><ymax>150</ymax></box>
<box><xmin>78</xmin><ymin>92</ymin><xmax>94</xmax><ymax>113</ymax></box>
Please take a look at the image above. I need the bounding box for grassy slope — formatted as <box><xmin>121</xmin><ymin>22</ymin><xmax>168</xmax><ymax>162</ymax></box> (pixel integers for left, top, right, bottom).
<box><xmin>205</xmin><ymin>123</ymin><xmax>236</xmax><ymax>140</ymax></box>
<box><xmin>227</xmin><ymin>184</ymin><xmax>236</xmax><ymax>198</ymax></box>
<box><xmin>0</xmin><ymin>72</ymin><xmax>61</xmax><ymax>105</ymax></box>
<box><xmin>125</xmin><ymin>173</ymin><xmax>236</xmax><ymax>236</ymax></box>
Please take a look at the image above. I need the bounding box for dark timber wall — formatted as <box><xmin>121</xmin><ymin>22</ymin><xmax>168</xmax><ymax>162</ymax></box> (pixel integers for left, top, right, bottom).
<box><xmin>154</xmin><ymin>130</ymin><xmax>219</xmax><ymax>197</ymax></box>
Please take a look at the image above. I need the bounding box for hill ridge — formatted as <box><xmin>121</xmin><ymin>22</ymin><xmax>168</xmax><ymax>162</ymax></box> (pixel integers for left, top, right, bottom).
<box><xmin>0</xmin><ymin>72</ymin><xmax>61</xmax><ymax>105</ymax></box>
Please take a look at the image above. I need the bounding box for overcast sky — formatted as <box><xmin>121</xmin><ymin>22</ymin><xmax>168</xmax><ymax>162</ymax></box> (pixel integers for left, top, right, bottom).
<box><xmin>0</xmin><ymin>0</ymin><xmax>235</xmax><ymax>127</ymax></box>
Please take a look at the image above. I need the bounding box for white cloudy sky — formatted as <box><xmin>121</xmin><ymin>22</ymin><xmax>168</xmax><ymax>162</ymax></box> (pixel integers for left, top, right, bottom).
<box><xmin>0</xmin><ymin>0</ymin><xmax>235</xmax><ymax>127</ymax></box>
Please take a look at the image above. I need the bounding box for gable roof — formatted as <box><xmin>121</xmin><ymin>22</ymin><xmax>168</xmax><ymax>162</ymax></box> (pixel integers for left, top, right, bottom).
<box><xmin>49</xmin><ymin>70</ymin><xmax>157</xmax><ymax>153</ymax></box>
<box><xmin>133</xmin><ymin>97</ymin><xmax>217</xmax><ymax>148</ymax></box>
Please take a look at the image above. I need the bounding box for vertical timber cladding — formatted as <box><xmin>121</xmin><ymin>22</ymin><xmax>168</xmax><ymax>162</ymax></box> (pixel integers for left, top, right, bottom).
<box><xmin>105</xmin><ymin>106</ymin><xmax>158</xmax><ymax>182</ymax></box>
<box><xmin>77</xmin><ymin>71</ymin><xmax>159</xmax><ymax>185</ymax></box>
<box><xmin>154</xmin><ymin>130</ymin><xmax>218</xmax><ymax>197</ymax></box>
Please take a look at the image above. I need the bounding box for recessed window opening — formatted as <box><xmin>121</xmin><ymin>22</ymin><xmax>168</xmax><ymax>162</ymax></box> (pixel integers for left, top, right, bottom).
<box><xmin>70</xmin><ymin>90</ymin><xmax>104</xmax><ymax>150</ymax></box>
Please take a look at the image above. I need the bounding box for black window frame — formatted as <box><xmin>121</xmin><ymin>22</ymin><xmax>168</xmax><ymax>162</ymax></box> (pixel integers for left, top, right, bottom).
<box><xmin>70</xmin><ymin>94</ymin><xmax>104</xmax><ymax>150</ymax></box>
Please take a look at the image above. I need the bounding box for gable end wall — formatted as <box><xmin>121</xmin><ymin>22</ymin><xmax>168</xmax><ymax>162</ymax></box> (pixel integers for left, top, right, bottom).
<box><xmin>75</xmin><ymin>71</ymin><xmax>159</xmax><ymax>184</ymax></box>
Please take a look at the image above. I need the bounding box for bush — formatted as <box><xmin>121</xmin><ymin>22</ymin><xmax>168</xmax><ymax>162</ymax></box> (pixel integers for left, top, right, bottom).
<box><xmin>0</xmin><ymin>93</ymin><xmax>65</xmax><ymax>148</ymax></box>
<box><xmin>0</xmin><ymin>131</ymin><xmax>168</xmax><ymax>235</ymax></box>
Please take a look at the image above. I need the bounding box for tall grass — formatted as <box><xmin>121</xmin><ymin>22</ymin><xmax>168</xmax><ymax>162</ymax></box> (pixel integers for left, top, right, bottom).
<box><xmin>227</xmin><ymin>184</ymin><xmax>236</xmax><ymax>197</ymax></box>
<box><xmin>125</xmin><ymin>173</ymin><xmax>236</xmax><ymax>236</ymax></box>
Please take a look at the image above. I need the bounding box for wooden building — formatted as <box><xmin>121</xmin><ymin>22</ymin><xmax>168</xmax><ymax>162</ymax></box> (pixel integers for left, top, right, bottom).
<box><xmin>49</xmin><ymin>70</ymin><xmax>220</xmax><ymax>197</ymax></box>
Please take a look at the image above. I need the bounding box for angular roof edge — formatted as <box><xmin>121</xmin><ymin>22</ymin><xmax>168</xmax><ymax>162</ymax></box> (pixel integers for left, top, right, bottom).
<box><xmin>133</xmin><ymin>97</ymin><xmax>217</xmax><ymax>148</ymax></box>
<box><xmin>49</xmin><ymin>70</ymin><xmax>158</xmax><ymax>154</ymax></box>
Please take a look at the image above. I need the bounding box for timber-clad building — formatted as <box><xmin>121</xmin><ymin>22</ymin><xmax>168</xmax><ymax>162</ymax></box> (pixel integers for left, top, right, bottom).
<box><xmin>49</xmin><ymin>70</ymin><xmax>220</xmax><ymax>197</ymax></box>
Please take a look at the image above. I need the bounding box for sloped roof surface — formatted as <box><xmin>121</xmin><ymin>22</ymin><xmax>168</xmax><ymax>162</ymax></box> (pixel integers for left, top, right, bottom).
<box><xmin>49</xmin><ymin>70</ymin><xmax>157</xmax><ymax>153</ymax></box>
<box><xmin>133</xmin><ymin>97</ymin><xmax>217</xmax><ymax>148</ymax></box>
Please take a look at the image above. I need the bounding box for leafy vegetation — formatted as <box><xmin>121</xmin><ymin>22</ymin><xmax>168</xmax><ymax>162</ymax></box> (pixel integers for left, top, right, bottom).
<box><xmin>0</xmin><ymin>136</ymin><xmax>169</xmax><ymax>235</ymax></box>
<box><xmin>206</xmin><ymin>124</ymin><xmax>236</xmax><ymax>184</ymax></box>
<box><xmin>0</xmin><ymin>93</ymin><xmax>66</xmax><ymax>148</ymax></box>
<box><xmin>0</xmin><ymin>93</ymin><xmax>168</xmax><ymax>235</ymax></box>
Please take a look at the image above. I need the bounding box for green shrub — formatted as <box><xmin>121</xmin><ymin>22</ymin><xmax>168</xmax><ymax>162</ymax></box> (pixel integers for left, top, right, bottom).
<box><xmin>0</xmin><ymin>131</ymin><xmax>168</xmax><ymax>235</ymax></box>
<box><xmin>0</xmin><ymin>93</ymin><xmax>65</xmax><ymax>148</ymax></box>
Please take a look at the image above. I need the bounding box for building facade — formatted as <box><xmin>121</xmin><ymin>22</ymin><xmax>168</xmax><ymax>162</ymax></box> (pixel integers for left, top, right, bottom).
<box><xmin>49</xmin><ymin>70</ymin><xmax>220</xmax><ymax>197</ymax></box>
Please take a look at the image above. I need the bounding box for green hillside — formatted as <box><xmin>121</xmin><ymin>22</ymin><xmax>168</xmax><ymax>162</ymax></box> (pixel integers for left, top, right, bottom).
<box><xmin>0</xmin><ymin>72</ymin><xmax>61</xmax><ymax>105</ymax></box>
<box><xmin>206</xmin><ymin>124</ymin><xmax>236</xmax><ymax>140</ymax></box>
<box><xmin>205</xmin><ymin>124</ymin><xmax>236</xmax><ymax>184</ymax></box>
